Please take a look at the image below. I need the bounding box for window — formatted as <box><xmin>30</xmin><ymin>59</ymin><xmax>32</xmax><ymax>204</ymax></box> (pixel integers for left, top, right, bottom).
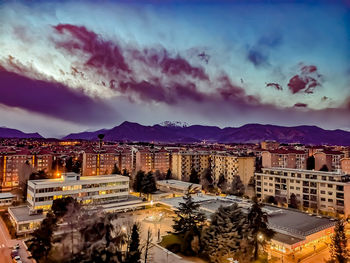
<box><xmin>321</xmin><ymin>190</ymin><xmax>326</xmax><ymax>194</ymax></box>
<box><xmin>328</xmin><ymin>199</ymin><xmax>333</xmax><ymax>202</ymax></box>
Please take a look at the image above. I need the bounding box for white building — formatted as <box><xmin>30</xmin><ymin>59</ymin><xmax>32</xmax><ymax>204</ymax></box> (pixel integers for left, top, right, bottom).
<box><xmin>156</xmin><ymin>180</ymin><xmax>202</xmax><ymax>195</ymax></box>
<box><xmin>27</xmin><ymin>172</ymin><xmax>130</xmax><ymax>211</ymax></box>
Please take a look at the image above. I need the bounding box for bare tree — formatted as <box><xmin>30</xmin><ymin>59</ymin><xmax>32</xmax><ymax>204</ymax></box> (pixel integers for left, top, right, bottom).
<box><xmin>143</xmin><ymin>228</ymin><xmax>153</xmax><ymax>263</ymax></box>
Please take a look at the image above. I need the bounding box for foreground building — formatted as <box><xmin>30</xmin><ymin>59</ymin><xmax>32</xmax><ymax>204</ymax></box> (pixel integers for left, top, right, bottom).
<box><xmin>255</xmin><ymin>167</ymin><xmax>350</xmax><ymax>216</ymax></box>
<box><xmin>9</xmin><ymin>173</ymin><xmax>145</xmax><ymax>235</ymax></box>
<box><xmin>160</xmin><ymin>195</ymin><xmax>335</xmax><ymax>255</ymax></box>
<box><xmin>27</xmin><ymin>172</ymin><xmax>130</xmax><ymax>211</ymax></box>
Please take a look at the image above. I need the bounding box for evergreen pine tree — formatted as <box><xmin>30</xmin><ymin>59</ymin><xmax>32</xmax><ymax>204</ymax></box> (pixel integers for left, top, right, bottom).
<box><xmin>125</xmin><ymin>224</ymin><xmax>141</xmax><ymax>263</ymax></box>
<box><xmin>189</xmin><ymin>168</ymin><xmax>200</xmax><ymax>184</ymax></box>
<box><xmin>165</xmin><ymin>169</ymin><xmax>172</xmax><ymax>180</ymax></box>
<box><xmin>111</xmin><ymin>164</ymin><xmax>121</xmax><ymax>174</ymax></box>
<box><xmin>230</xmin><ymin>175</ymin><xmax>245</xmax><ymax>196</ymax></box>
<box><xmin>202</xmin><ymin>204</ymin><xmax>253</xmax><ymax>263</ymax></box>
<box><xmin>172</xmin><ymin>186</ymin><xmax>206</xmax><ymax>235</ymax></box>
<box><xmin>330</xmin><ymin>220</ymin><xmax>349</xmax><ymax>263</ymax></box>
<box><xmin>247</xmin><ymin>197</ymin><xmax>275</xmax><ymax>260</ymax></box>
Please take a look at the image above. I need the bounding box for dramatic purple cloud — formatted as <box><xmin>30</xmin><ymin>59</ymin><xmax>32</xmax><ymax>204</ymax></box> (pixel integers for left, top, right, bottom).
<box><xmin>294</xmin><ymin>103</ymin><xmax>308</xmax><ymax>107</ymax></box>
<box><xmin>288</xmin><ymin>64</ymin><xmax>323</xmax><ymax>94</ymax></box>
<box><xmin>266</xmin><ymin>82</ymin><xmax>283</xmax><ymax>91</ymax></box>
<box><xmin>0</xmin><ymin>68</ymin><xmax>117</xmax><ymax>124</ymax></box>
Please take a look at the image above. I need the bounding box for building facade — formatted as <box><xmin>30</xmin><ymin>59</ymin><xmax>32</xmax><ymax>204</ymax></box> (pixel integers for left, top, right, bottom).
<box><xmin>27</xmin><ymin>173</ymin><xmax>129</xmax><ymax>210</ymax></box>
<box><xmin>255</xmin><ymin>167</ymin><xmax>350</xmax><ymax>216</ymax></box>
<box><xmin>261</xmin><ymin>150</ymin><xmax>307</xmax><ymax>170</ymax></box>
<box><xmin>314</xmin><ymin>151</ymin><xmax>345</xmax><ymax>172</ymax></box>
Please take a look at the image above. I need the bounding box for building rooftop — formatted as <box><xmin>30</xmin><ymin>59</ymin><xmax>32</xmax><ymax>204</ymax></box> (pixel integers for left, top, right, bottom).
<box><xmin>159</xmin><ymin>195</ymin><xmax>335</xmax><ymax>240</ymax></box>
<box><xmin>0</xmin><ymin>192</ymin><xmax>15</xmax><ymax>199</ymax></box>
<box><xmin>261</xmin><ymin>167</ymin><xmax>344</xmax><ymax>176</ymax></box>
<box><xmin>8</xmin><ymin>206</ymin><xmax>45</xmax><ymax>223</ymax></box>
<box><xmin>156</xmin><ymin>180</ymin><xmax>202</xmax><ymax>189</ymax></box>
<box><xmin>29</xmin><ymin>173</ymin><xmax>129</xmax><ymax>185</ymax></box>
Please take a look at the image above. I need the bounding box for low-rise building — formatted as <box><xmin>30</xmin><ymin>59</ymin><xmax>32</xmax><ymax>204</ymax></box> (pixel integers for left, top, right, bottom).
<box><xmin>160</xmin><ymin>195</ymin><xmax>335</xmax><ymax>255</ymax></box>
<box><xmin>0</xmin><ymin>192</ymin><xmax>15</xmax><ymax>208</ymax></box>
<box><xmin>27</xmin><ymin>172</ymin><xmax>130</xmax><ymax>211</ymax></box>
<box><xmin>255</xmin><ymin>167</ymin><xmax>350</xmax><ymax>216</ymax></box>
<box><xmin>156</xmin><ymin>179</ymin><xmax>202</xmax><ymax>195</ymax></box>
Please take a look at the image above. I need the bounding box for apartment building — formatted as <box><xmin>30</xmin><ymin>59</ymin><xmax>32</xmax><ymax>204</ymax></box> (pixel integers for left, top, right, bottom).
<box><xmin>26</xmin><ymin>172</ymin><xmax>130</xmax><ymax>211</ymax></box>
<box><xmin>261</xmin><ymin>150</ymin><xmax>307</xmax><ymax>170</ymax></box>
<box><xmin>0</xmin><ymin>149</ymin><xmax>53</xmax><ymax>191</ymax></box>
<box><xmin>82</xmin><ymin>149</ymin><xmax>119</xmax><ymax>176</ymax></box>
<box><xmin>341</xmin><ymin>158</ymin><xmax>350</xmax><ymax>174</ymax></box>
<box><xmin>255</xmin><ymin>167</ymin><xmax>350</xmax><ymax>216</ymax></box>
<box><xmin>171</xmin><ymin>150</ymin><xmax>211</xmax><ymax>181</ymax></box>
<box><xmin>314</xmin><ymin>150</ymin><xmax>345</xmax><ymax>171</ymax></box>
<box><xmin>260</xmin><ymin>141</ymin><xmax>280</xmax><ymax>150</ymax></box>
<box><xmin>135</xmin><ymin>148</ymin><xmax>171</xmax><ymax>173</ymax></box>
<box><xmin>211</xmin><ymin>154</ymin><xmax>255</xmax><ymax>185</ymax></box>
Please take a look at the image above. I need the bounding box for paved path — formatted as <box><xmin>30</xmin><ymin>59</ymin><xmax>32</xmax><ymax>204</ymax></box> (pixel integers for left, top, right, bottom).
<box><xmin>0</xmin><ymin>217</ymin><xmax>32</xmax><ymax>263</ymax></box>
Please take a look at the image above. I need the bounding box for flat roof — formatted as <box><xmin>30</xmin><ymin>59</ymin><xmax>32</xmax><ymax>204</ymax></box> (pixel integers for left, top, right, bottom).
<box><xmin>159</xmin><ymin>195</ymin><xmax>335</xmax><ymax>239</ymax></box>
<box><xmin>156</xmin><ymin>180</ymin><xmax>202</xmax><ymax>189</ymax></box>
<box><xmin>29</xmin><ymin>174</ymin><xmax>129</xmax><ymax>185</ymax></box>
<box><xmin>8</xmin><ymin>206</ymin><xmax>45</xmax><ymax>223</ymax></box>
<box><xmin>0</xmin><ymin>193</ymin><xmax>15</xmax><ymax>199</ymax></box>
<box><xmin>261</xmin><ymin>167</ymin><xmax>343</xmax><ymax>176</ymax></box>
<box><xmin>272</xmin><ymin>232</ymin><xmax>304</xmax><ymax>245</ymax></box>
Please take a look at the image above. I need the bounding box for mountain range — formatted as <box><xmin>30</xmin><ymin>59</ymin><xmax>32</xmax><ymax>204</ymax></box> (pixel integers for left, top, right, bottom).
<box><xmin>63</xmin><ymin>122</ymin><xmax>350</xmax><ymax>146</ymax></box>
<box><xmin>0</xmin><ymin>127</ymin><xmax>43</xmax><ymax>139</ymax></box>
<box><xmin>0</xmin><ymin>122</ymin><xmax>349</xmax><ymax>145</ymax></box>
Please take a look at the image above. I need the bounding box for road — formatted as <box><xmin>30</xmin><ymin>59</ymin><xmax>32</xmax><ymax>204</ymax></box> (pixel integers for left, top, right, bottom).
<box><xmin>0</xmin><ymin>217</ymin><xmax>32</xmax><ymax>263</ymax></box>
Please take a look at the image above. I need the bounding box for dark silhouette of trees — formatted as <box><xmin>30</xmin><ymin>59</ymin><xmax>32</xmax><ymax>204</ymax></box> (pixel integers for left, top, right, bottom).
<box><xmin>111</xmin><ymin>164</ymin><xmax>121</xmax><ymax>174</ymax></box>
<box><xmin>217</xmin><ymin>173</ymin><xmax>227</xmax><ymax>192</ymax></box>
<box><xmin>200</xmin><ymin>168</ymin><xmax>214</xmax><ymax>192</ymax></box>
<box><xmin>165</xmin><ymin>169</ymin><xmax>172</xmax><ymax>180</ymax></box>
<box><xmin>28</xmin><ymin>212</ymin><xmax>57</xmax><ymax>262</ymax></box>
<box><xmin>133</xmin><ymin>170</ymin><xmax>157</xmax><ymax>198</ymax></box>
<box><xmin>202</xmin><ymin>204</ymin><xmax>252</xmax><ymax>263</ymax></box>
<box><xmin>172</xmin><ymin>186</ymin><xmax>206</xmax><ymax>255</ymax></box>
<box><xmin>230</xmin><ymin>175</ymin><xmax>245</xmax><ymax>196</ymax></box>
<box><xmin>329</xmin><ymin>220</ymin><xmax>349</xmax><ymax>263</ymax></box>
<box><xmin>125</xmin><ymin>224</ymin><xmax>141</xmax><ymax>263</ymax></box>
<box><xmin>289</xmin><ymin>193</ymin><xmax>299</xmax><ymax>209</ymax></box>
<box><xmin>122</xmin><ymin>169</ymin><xmax>130</xmax><ymax>177</ymax></box>
<box><xmin>306</xmin><ymin>156</ymin><xmax>315</xmax><ymax>170</ymax></box>
<box><xmin>189</xmin><ymin>168</ymin><xmax>200</xmax><ymax>184</ymax></box>
<box><xmin>247</xmin><ymin>197</ymin><xmax>275</xmax><ymax>260</ymax></box>
<box><xmin>320</xmin><ymin>164</ymin><xmax>329</xmax><ymax>171</ymax></box>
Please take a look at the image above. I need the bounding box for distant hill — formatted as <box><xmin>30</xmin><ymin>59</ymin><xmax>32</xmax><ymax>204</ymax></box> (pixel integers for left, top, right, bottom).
<box><xmin>63</xmin><ymin>121</ymin><xmax>350</xmax><ymax>145</ymax></box>
<box><xmin>0</xmin><ymin>127</ymin><xmax>43</xmax><ymax>139</ymax></box>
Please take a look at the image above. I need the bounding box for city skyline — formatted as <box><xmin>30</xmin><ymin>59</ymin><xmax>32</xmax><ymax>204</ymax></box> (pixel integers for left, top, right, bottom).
<box><xmin>0</xmin><ymin>0</ymin><xmax>349</xmax><ymax>137</ymax></box>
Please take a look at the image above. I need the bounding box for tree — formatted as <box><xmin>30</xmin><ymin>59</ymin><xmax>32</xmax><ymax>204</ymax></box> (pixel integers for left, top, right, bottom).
<box><xmin>28</xmin><ymin>211</ymin><xmax>57</xmax><ymax>262</ymax></box>
<box><xmin>200</xmin><ymin>168</ymin><xmax>214</xmax><ymax>192</ymax></box>
<box><xmin>202</xmin><ymin>204</ymin><xmax>253</xmax><ymax>263</ymax></box>
<box><xmin>122</xmin><ymin>169</ymin><xmax>130</xmax><ymax>177</ymax></box>
<box><xmin>133</xmin><ymin>170</ymin><xmax>145</xmax><ymax>196</ymax></box>
<box><xmin>111</xmin><ymin>164</ymin><xmax>121</xmax><ymax>175</ymax></box>
<box><xmin>189</xmin><ymin>168</ymin><xmax>200</xmax><ymax>184</ymax></box>
<box><xmin>217</xmin><ymin>174</ymin><xmax>227</xmax><ymax>192</ymax></box>
<box><xmin>329</xmin><ymin>220</ymin><xmax>349</xmax><ymax>263</ymax></box>
<box><xmin>165</xmin><ymin>169</ymin><xmax>172</xmax><ymax>180</ymax></box>
<box><xmin>247</xmin><ymin>197</ymin><xmax>275</xmax><ymax>260</ymax></box>
<box><xmin>143</xmin><ymin>228</ymin><xmax>153</xmax><ymax>263</ymax></box>
<box><xmin>141</xmin><ymin>172</ymin><xmax>157</xmax><ymax>198</ymax></box>
<box><xmin>125</xmin><ymin>224</ymin><xmax>141</xmax><ymax>263</ymax></box>
<box><xmin>320</xmin><ymin>164</ymin><xmax>329</xmax><ymax>171</ymax></box>
<box><xmin>172</xmin><ymin>186</ymin><xmax>206</xmax><ymax>255</ymax></box>
<box><xmin>306</xmin><ymin>156</ymin><xmax>315</xmax><ymax>170</ymax></box>
<box><xmin>289</xmin><ymin>193</ymin><xmax>299</xmax><ymax>209</ymax></box>
<box><xmin>230</xmin><ymin>175</ymin><xmax>245</xmax><ymax>196</ymax></box>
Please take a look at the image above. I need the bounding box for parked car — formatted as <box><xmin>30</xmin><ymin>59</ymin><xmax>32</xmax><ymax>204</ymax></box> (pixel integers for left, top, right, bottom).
<box><xmin>10</xmin><ymin>249</ymin><xmax>18</xmax><ymax>258</ymax></box>
<box><xmin>12</xmin><ymin>255</ymin><xmax>21</xmax><ymax>262</ymax></box>
<box><xmin>13</xmin><ymin>243</ymin><xmax>20</xmax><ymax>250</ymax></box>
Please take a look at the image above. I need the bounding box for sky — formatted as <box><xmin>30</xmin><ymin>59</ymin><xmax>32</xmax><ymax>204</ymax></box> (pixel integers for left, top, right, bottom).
<box><xmin>0</xmin><ymin>0</ymin><xmax>349</xmax><ymax>137</ymax></box>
